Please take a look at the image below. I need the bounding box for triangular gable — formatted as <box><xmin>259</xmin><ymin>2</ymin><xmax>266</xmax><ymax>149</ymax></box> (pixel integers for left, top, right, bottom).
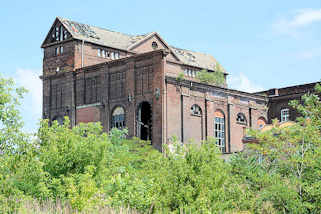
<box><xmin>128</xmin><ymin>32</ymin><xmax>181</xmax><ymax>62</ymax></box>
<box><xmin>41</xmin><ymin>17</ymin><xmax>73</xmax><ymax>48</ymax></box>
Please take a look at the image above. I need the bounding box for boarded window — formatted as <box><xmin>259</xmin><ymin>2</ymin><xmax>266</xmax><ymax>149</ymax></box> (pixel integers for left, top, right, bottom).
<box><xmin>110</xmin><ymin>72</ymin><xmax>125</xmax><ymax>99</ymax></box>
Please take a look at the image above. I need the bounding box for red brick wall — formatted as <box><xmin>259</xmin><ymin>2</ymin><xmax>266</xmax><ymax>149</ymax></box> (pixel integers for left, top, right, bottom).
<box><xmin>76</xmin><ymin>106</ymin><xmax>100</xmax><ymax>124</ymax></box>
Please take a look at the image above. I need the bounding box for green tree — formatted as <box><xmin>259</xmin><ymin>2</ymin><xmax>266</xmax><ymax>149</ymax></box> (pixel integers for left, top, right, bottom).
<box><xmin>196</xmin><ymin>62</ymin><xmax>225</xmax><ymax>86</ymax></box>
<box><xmin>234</xmin><ymin>83</ymin><xmax>321</xmax><ymax>213</ymax></box>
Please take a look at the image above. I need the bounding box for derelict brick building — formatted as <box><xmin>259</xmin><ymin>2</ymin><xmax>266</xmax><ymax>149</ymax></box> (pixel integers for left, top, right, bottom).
<box><xmin>41</xmin><ymin>17</ymin><xmax>268</xmax><ymax>152</ymax></box>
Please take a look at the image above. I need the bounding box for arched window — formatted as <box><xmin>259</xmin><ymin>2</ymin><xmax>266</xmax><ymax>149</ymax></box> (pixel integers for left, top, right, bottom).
<box><xmin>257</xmin><ymin>117</ymin><xmax>266</xmax><ymax>129</ymax></box>
<box><xmin>214</xmin><ymin>110</ymin><xmax>225</xmax><ymax>153</ymax></box>
<box><xmin>111</xmin><ymin>106</ymin><xmax>125</xmax><ymax>129</ymax></box>
<box><xmin>191</xmin><ymin>104</ymin><xmax>202</xmax><ymax>116</ymax></box>
<box><xmin>236</xmin><ymin>113</ymin><xmax>247</xmax><ymax>125</ymax></box>
<box><xmin>281</xmin><ymin>108</ymin><xmax>290</xmax><ymax>122</ymax></box>
<box><xmin>52</xmin><ymin>115</ymin><xmax>64</xmax><ymax>126</ymax></box>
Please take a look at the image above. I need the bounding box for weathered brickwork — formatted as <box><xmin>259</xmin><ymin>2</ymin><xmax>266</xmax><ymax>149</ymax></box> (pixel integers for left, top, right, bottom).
<box><xmin>256</xmin><ymin>82</ymin><xmax>320</xmax><ymax>123</ymax></box>
<box><xmin>41</xmin><ymin>17</ymin><xmax>268</xmax><ymax>153</ymax></box>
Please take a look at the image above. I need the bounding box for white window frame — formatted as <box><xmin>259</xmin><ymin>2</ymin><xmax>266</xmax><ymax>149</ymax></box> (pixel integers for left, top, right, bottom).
<box><xmin>281</xmin><ymin>108</ymin><xmax>290</xmax><ymax>122</ymax></box>
<box><xmin>214</xmin><ymin>117</ymin><xmax>225</xmax><ymax>153</ymax></box>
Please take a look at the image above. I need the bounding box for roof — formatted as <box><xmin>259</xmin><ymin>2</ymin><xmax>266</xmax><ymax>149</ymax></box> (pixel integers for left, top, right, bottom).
<box><xmin>53</xmin><ymin>17</ymin><xmax>222</xmax><ymax>72</ymax></box>
<box><xmin>58</xmin><ymin>17</ymin><xmax>148</xmax><ymax>50</ymax></box>
<box><xmin>171</xmin><ymin>46</ymin><xmax>222</xmax><ymax>72</ymax></box>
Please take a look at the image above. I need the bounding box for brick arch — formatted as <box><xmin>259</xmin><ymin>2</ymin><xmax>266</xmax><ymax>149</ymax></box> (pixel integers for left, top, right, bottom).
<box><xmin>257</xmin><ymin>117</ymin><xmax>267</xmax><ymax>129</ymax></box>
<box><xmin>52</xmin><ymin>115</ymin><xmax>64</xmax><ymax>125</ymax></box>
<box><xmin>110</xmin><ymin>105</ymin><xmax>126</xmax><ymax>130</ymax></box>
<box><xmin>214</xmin><ymin>109</ymin><xmax>225</xmax><ymax>118</ymax></box>
<box><xmin>191</xmin><ymin>104</ymin><xmax>202</xmax><ymax>116</ymax></box>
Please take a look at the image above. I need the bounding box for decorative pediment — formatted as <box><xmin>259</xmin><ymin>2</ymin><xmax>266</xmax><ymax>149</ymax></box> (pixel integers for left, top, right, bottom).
<box><xmin>128</xmin><ymin>32</ymin><xmax>181</xmax><ymax>62</ymax></box>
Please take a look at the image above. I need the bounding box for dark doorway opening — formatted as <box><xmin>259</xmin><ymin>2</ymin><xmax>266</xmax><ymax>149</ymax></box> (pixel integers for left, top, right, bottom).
<box><xmin>137</xmin><ymin>101</ymin><xmax>152</xmax><ymax>142</ymax></box>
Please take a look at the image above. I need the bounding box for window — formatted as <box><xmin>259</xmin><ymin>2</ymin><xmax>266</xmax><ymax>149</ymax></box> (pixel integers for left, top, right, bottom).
<box><xmin>60</xmin><ymin>25</ymin><xmax>63</xmax><ymax>41</ymax></box>
<box><xmin>97</xmin><ymin>49</ymin><xmax>101</xmax><ymax>57</ymax></box>
<box><xmin>152</xmin><ymin>41</ymin><xmax>158</xmax><ymax>49</ymax></box>
<box><xmin>191</xmin><ymin>104</ymin><xmax>202</xmax><ymax>116</ymax></box>
<box><xmin>64</xmin><ymin>30</ymin><xmax>68</xmax><ymax>40</ymax></box>
<box><xmin>257</xmin><ymin>117</ymin><xmax>266</xmax><ymax>129</ymax></box>
<box><xmin>111</xmin><ymin>106</ymin><xmax>125</xmax><ymax>129</ymax></box>
<box><xmin>55</xmin><ymin>27</ymin><xmax>59</xmax><ymax>41</ymax></box>
<box><xmin>281</xmin><ymin>108</ymin><xmax>290</xmax><ymax>122</ymax></box>
<box><xmin>111</xmin><ymin>52</ymin><xmax>114</xmax><ymax>59</ymax></box>
<box><xmin>236</xmin><ymin>113</ymin><xmax>247</xmax><ymax>125</ymax></box>
<box><xmin>115</xmin><ymin>52</ymin><xmax>119</xmax><ymax>59</ymax></box>
<box><xmin>56</xmin><ymin>67</ymin><xmax>60</xmax><ymax>72</ymax></box>
<box><xmin>60</xmin><ymin>46</ymin><xmax>64</xmax><ymax>54</ymax></box>
<box><xmin>53</xmin><ymin>116</ymin><xmax>64</xmax><ymax>126</ymax></box>
<box><xmin>55</xmin><ymin>47</ymin><xmax>59</xmax><ymax>56</ymax></box>
<box><xmin>214</xmin><ymin>110</ymin><xmax>225</xmax><ymax>152</ymax></box>
<box><xmin>102</xmin><ymin>50</ymin><xmax>105</xmax><ymax>58</ymax></box>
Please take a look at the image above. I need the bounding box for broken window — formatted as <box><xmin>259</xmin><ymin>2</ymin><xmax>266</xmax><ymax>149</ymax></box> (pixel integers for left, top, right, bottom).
<box><xmin>236</xmin><ymin>113</ymin><xmax>247</xmax><ymax>125</ymax></box>
<box><xmin>191</xmin><ymin>104</ymin><xmax>202</xmax><ymax>116</ymax></box>
<box><xmin>111</xmin><ymin>106</ymin><xmax>125</xmax><ymax>129</ymax></box>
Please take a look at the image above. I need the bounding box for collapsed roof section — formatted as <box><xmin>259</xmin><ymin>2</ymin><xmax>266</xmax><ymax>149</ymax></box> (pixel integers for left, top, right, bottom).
<box><xmin>42</xmin><ymin>17</ymin><xmax>226</xmax><ymax>73</ymax></box>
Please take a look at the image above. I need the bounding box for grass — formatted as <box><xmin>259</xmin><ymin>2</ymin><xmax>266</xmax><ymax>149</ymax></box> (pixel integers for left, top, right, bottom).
<box><xmin>1</xmin><ymin>199</ymin><xmax>140</xmax><ymax>214</ymax></box>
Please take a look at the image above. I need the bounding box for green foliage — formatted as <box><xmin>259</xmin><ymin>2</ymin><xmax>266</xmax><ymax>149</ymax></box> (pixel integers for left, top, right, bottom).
<box><xmin>1</xmin><ymin>75</ymin><xmax>321</xmax><ymax>213</ymax></box>
<box><xmin>196</xmin><ymin>62</ymin><xmax>225</xmax><ymax>86</ymax></box>
<box><xmin>176</xmin><ymin>72</ymin><xmax>185</xmax><ymax>82</ymax></box>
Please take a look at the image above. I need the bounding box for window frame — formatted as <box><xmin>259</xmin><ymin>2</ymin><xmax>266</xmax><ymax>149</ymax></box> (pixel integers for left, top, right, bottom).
<box><xmin>214</xmin><ymin>113</ymin><xmax>226</xmax><ymax>153</ymax></box>
<box><xmin>236</xmin><ymin>112</ymin><xmax>247</xmax><ymax>125</ymax></box>
<box><xmin>281</xmin><ymin>108</ymin><xmax>290</xmax><ymax>122</ymax></box>
<box><xmin>191</xmin><ymin>104</ymin><xmax>202</xmax><ymax>116</ymax></box>
<box><xmin>111</xmin><ymin>106</ymin><xmax>126</xmax><ymax>129</ymax></box>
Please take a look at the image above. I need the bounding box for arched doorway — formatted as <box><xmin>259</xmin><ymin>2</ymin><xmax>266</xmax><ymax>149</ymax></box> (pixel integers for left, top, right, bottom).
<box><xmin>52</xmin><ymin>115</ymin><xmax>64</xmax><ymax>125</ymax></box>
<box><xmin>136</xmin><ymin>101</ymin><xmax>152</xmax><ymax>142</ymax></box>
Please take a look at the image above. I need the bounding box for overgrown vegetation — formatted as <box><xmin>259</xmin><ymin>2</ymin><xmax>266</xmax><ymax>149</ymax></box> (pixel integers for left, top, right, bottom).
<box><xmin>196</xmin><ymin>62</ymin><xmax>225</xmax><ymax>86</ymax></box>
<box><xmin>1</xmin><ymin>74</ymin><xmax>321</xmax><ymax>213</ymax></box>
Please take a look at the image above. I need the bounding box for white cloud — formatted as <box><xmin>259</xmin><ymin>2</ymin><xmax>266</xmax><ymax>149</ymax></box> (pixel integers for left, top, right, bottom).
<box><xmin>289</xmin><ymin>9</ymin><xmax>321</xmax><ymax>27</ymax></box>
<box><xmin>227</xmin><ymin>73</ymin><xmax>264</xmax><ymax>93</ymax></box>
<box><xmin>272</xmin><ymin>9</ymin><xmax>321</xmax><ymax>37</ymax></box>
<box><xmin>13</xmin><ymin>68</ymin><xmax>42</xmax><ymax>132</ymax></box>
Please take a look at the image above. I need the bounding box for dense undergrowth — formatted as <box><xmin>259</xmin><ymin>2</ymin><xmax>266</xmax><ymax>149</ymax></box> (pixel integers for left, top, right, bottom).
<box><xmin>1</xmin><ymin>75</ymin><xmax>321</xmax><ymax>213</ymax></box>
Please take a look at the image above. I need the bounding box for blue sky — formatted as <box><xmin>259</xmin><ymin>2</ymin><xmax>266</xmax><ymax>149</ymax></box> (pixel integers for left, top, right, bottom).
<box><xmin>1</xmin><ymin>0</ymin><xmax>321</xmax><ymax>132</ymax></box>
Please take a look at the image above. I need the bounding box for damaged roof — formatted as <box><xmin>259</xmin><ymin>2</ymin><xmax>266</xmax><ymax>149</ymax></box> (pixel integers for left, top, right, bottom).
<box><xmin>53</xmin><ymin>17</ymin><xmax>225</xmax><ymax>72</ymax></box>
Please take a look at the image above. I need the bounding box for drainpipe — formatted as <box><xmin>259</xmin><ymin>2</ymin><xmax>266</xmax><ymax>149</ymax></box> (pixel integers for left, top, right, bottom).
<box><xmin>81</xmin><ymin>40</ymin><xmax>84</xmax><ymax>68</ymax></box>
<box><xmin>227</xmin><ymin>104</ymin><xmax>231</xmax><ymax>153</ymax></box>
<box><xmin>181</xmin><ymin>94</ymin><xmax>184</xmax><ymax>143</ymax></box>
<box><xmin>249</xmin><ymin>108</ymin><xmax>252</xmax><ymax>128</ymax></box>
<box><xmin>205</xmin><ymin>99</ymin><xmax>208</xmax><ymax>141</ymax></box>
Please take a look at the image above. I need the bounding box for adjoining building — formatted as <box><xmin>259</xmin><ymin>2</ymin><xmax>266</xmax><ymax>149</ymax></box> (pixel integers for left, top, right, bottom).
<box><xmin>255</xmin><ymin>81</ymin><xmax>320</xmax><ymax>123</ymax></box>
<box><xmin>41</xmin><ymin>17</ymin><xmax>268</xmax><ymax>153</ymax></box>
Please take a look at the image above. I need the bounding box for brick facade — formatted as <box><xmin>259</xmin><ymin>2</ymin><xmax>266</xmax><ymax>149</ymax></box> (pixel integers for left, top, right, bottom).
<box><xmin>41</xmin><ymin>17</ymin><xmax>268</xmax><ymax>153</ymax></box>
<box><xmin>256</xmin><ymin>82</ymin><xmax>320</xmax><ymax>123</ymax></box>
